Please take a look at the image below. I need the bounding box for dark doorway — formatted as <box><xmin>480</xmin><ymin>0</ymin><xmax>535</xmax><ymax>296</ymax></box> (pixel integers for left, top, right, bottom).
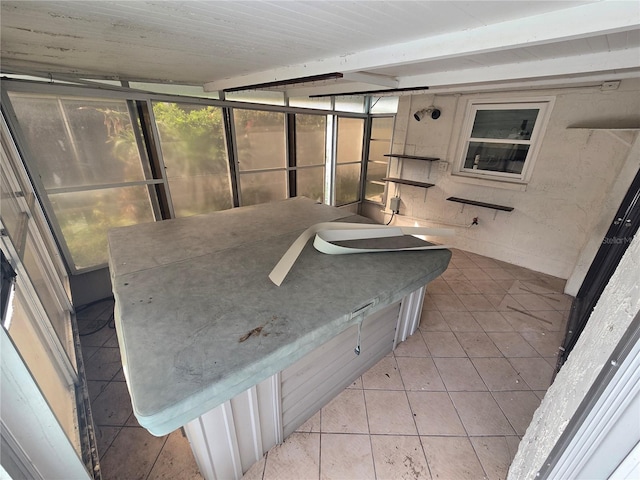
<box><xmin>558</xmin><ymin>167</ymin><xmax>640</xmax><ymax>369</ymax></box>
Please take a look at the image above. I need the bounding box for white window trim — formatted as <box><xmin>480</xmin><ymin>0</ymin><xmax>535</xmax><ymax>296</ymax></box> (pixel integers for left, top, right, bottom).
<box><xmin>453</xmin><ymin>96</ymin><xmax>555</xmax><ymax>184</ymax></box>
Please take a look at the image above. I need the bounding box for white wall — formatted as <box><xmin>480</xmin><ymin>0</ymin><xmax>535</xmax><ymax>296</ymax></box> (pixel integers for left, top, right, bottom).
<box><xmin>507</xmin><ymin>230</ymin><xmax>640</xmax><ymax>478</ymax></box>
<box><xmin>361</xmin><ymin>79</ymin><xmax>640</xmax><ymax>295</ymax></box>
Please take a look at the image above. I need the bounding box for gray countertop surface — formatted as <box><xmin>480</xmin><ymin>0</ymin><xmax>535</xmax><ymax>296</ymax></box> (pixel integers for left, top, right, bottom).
<box><xmin>108</xmin><ymin>197</ymin><xmax>451</xmax><ymax>435</ymax></box>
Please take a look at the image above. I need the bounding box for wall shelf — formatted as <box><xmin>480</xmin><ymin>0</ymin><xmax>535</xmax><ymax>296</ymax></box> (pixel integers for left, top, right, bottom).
<box><xmin>446</xmin><ymin>197</ymin><xmax>514</xmax><ymax>212</ymax></box>
<box><xmin>384</xmin><ymin>154</ymin><xmax>440</xmax><ymax>162</ymax></box>
<box><xmin>383</xmin><ymin>177</ymin><xmax>435</xmax><ymax>189</ymax></box>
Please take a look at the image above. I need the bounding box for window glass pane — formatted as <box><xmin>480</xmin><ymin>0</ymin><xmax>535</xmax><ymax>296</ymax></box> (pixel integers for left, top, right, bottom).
<box><xmin>130</xmin><ymin>82</ymin><xmax>220</xmax><ymax>99</ymax></box>
<box><xmin>368</xmin><ymin>140</ymin><xmax>391</xmax><ymax>162</ymax></box>
<box><xmin>226</xmin><ymin>91</ymin><xmax>285</xmax><ymax>106</ymax></box>
<box><xmin>371</xmin><ymin>116</ymin><xmax>394</xmax><ymax>140</ymax></box>
<box><xmin>365</xmin><ymin>182</ymin><xmax>385</xmax><ymax>203</ymax></box>
<box><xmin>337</xmin><ymin>117</ymin><xmax>364</xmax><ymax>164</ymax></box>
<box><xmin>50</xmin><ymin>186</ymin><xmax>154</xmax><ymax>270</ymax></box>
<box><xmin>234</xmin><ymin>110</ymin><xmax>286</xmax><ymax>171</ymax></box>
<box><xmin>370</xmin><ymin>96</ymin><xmax>399</xmax><ymax>114</ymax></box>
<box><xmin>296</xmin><ymin>167</ymin><xmax>324</xmax><ymax>203</ymax></box>
<box><xmin>336</xmin><ymin>163</ymin><xmax>361</xmax><ymax>205</ymax></box>
<box><xmin>335</xmin><ymin>96</ymin><xmax>365</xmax><ymax>113</ymax></box>
<box><xmin>22</xmin><ymin>232</ymin><xmax>71</xmax><ymax>358</ymax></box>
<box><xmin>9</xmin><ymin>93</ymin><xmax>147</xmax><ymax>189</ymax></box>
<box><xmin>7</xmin><ymin>289</ymin><xmax>78</xmax><ymax>448</ymax></box>
<box><xmin>471</xmin><ymin>109</ymin><xmax>539</xmax><ymax>140</ymax></box>
<box><xmin>366</xmin><ymin>161</ymin><xmax>388</xmax><ymax>182</ymax></box>
<box><xmin>239</xmin><ymin>171</ymin><xmax>287</xmax><ymax>206</ymax></box>
<box><xmin>288</xmin><ymin>97</ymin><xmax>332</xmax><ymax>110</ymax></box>
<box><xmin>296</xmin><ymin>115</ymin><xmax>326</xmax><ymax>166</ymax></box>
<box><xmin>153</xmin><ymin>102</ymin><xmax>232</xmax><ymax>217</ymax></box>
<box><xmin>0</xmin><ymin>169</ymin><xmax>24</xmax><ymax>247</ymax></box>
<box><xmin>464</xmin><ymin>142</ymin><xmax>529</xmax><ymax>174</ymax></box>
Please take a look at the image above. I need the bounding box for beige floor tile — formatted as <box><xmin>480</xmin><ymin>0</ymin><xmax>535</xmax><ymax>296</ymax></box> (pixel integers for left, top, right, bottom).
<box><xmin>321</xmin><ymin>389</ymin><xmax>368</xmax><ymax>434</ymax></box>
<box><xmin>78</xmin><ymin>320</ymin><xmax>117</xmax><ymax>348</ymax></box>
<box><xmin>407</xmin><ymin>392</ymin><xmax>466</xmax><ymax>436</ymax></box>
<box><xmin>534</xmin><ymin>390</ymin><xmax>547</xmax><ymax>401</ymax></box>
<box><xmin>95</xmin><ymin>425</ymin><xmax>120</xmax><ymax>459</ymax></box>
<box><xmin>520</xmin><ymin>331</ymin><xmax>562</xmax><ymax>358</ymax></box>
<box><xmin>263</xmin><ymin>432</ymin><xmax>320</xmax><ymax>480</ymax></box>
<box><xmin>364</xmin><ymin>390</ymin><xmax>417</xmax><ymax>435</ymax></box>
<box><xmin>503</xmin><ymin>266</ymin><xmax>540</xmax><ymax>281</ymax></box>
<box><xmin>361</xmin><ymin>356</ymin><xmax>404</xmax><ymax>390</ymax></box>
<box><xmin>492</xmin><ymin>391</ymin><xmax>542</xmax><ymax>436</ymax></box>
<box><xmin>242</xmin><ymin>455</ymin><xmax>266</xmax><ymax>480</ymax></box>
<box><xmin>396</xmin><ymin>357</ymin><xmax>445</xmax><ymax>391</ymax></box>
<box><xmin>462</xmin><ymin>268</ymin><xmax>492</xmax><ymax>281</ymax></box>
<box><xmin>450</xmin><ymin>392</ymin><xmax>515</xmax><ymax>435</ymax></box>
<box><xmin>421</xmin><ymin>436</ymin><xmax>486</xmax><ymax>480</ymax></box>
<box><xmin>426</xmin><ymin>279</ymin><xmax>455</xmax><ymax>294</ymax></box>
<box><xmin>450</xmin><ymin>257</ymin><xmax>479</xmax><ymax>269</ymax></box>
<box><xmin>320</xmin><ymin>434</ymin><xmax>374</xmax><ymax>480</ymax></box>
<box><xmin>81</xmin><ymin>345</ymin><xmax>99</xmax><ymax>362</ymax></box>
<box><xmin>502</xmin><ymin>308</ymin><xmax>564</xmax><ymax>333</ymax></box>
<box><xmin>441</xmin><ymin>268</ymin><xmax>466</xmax><ymax>281</ymax></box>
<box><xmin>84</xmin><ymin>347</ymin><xmax>123</xmax><ymax>381</ymax></box>
<box><xmin>471</xmin><ymin>311</ymin><xmax>514</xmax><ymax>332</ymax></box>
<box><xmin>471</xmin><ymin>358</ymin><xmax>529</xmax><ymax>391</ymax></box>
<box><xmin>419</xmin><ymin>310</ymin><xmax>450</xmax><ymax>332</ymax></box>
<box><xmin>430</xmin><ymin>294</ymin><xmax>468</xmax><ymax>312</ymax></box>
<box><xmin>423</xmin><ymin>331</ymin><xmax>466</xmax><ymax>357</ymax></box>
<box><xmin>446</xmin><ymin>279</ymin><xmax>481</xmax><ymax>294</ymax></box>
<box><xmin>91</xmin><ymin>381</ymin><xmax>133</xmax><ymax>426</ymax></box>
<box><xmin>487</xmin><ymin>332</ymin><xmax>539</xmax><ymax>358</ymax></box>
<box><xmin>99</xmin><ymin>427</ymin><xmax>167</xmax><ymax>480</ymax></box>
<box><xmin>484</xmin><ymin>268</ymin><xmax>516</xmax><ymax>281</ymax></box>
<box><xmin>394</xmin><ymin>331</ymin><xmax>430</xmax><ymax>357</ymax></box>
<box><xmin>510</xmin><ymin>293</ymin><xmax>558</xmax><ymax>311</ymax></box>
<box><xmin>103</xmin><ymin>333</ymin><xmax>120</xmax><ymax>348</ymax></box>
<box><xmin>471</xmin><ymin>436</ymin><xmax>519</xmax><ymax>480</ymax></box>
<box><xmin>434</xmin><ymin>357</ymin><xmax>487</xmax><ymax>391</ymax></box>
<box><xmin>87</xmin><ymin>380</ymin><xmax>110</xmax><ymax>402</ymax></box>
<box><xmin>458</xmin><ymin>294</ymin><xmax>497</xmax><ymax>312</ymax></box>
<box><xmin>422</xmin><ymin>294</ymin><xmax>439</xmax><ymax>311</ymax></box>
<box><xmin>455</xmin><ymin>332</ymin><xmax>503</xmax><ymax>357</ymax></box>
<box><xmin>347</xmin><ymin>377</ymin><xmax>363</xmax><ymax>389</ymax></box>
<box><xmin>148</xmin><ymin>429</ymin><xmax>203</xmax><ymax>479</ymax></box>
<box><xmin>441</xmin><ymin>311</ymin><xmax>484</xmax><ymax>331</ymax></box>
<box><xmin>508</xmin><ymin>357</ymin><xmax>555</xmax><ymax>390</ymax></box>
<box><xmin>371</xmin><ymin>435</ymin><xmax>431</xmax><ymax>480</ymax></box>
<box><xmin>472</xmin><ymin>279</ymin><xmax>508</xmax><ymax>295</ymax></box>
<box><xmin>296</xmin><ymin>411</ymin><xmax>320</xmax><ymax>433</ymax></box>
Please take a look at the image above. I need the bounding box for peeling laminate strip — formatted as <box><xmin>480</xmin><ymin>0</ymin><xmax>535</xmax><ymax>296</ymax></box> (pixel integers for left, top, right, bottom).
<box><xmin>269</xmin><ymin>222</ymin><xmax>453</xmax><ymax>286</ymax></box>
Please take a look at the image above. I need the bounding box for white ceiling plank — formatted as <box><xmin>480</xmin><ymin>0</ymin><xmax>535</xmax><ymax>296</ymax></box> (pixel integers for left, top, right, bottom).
<box><xmin>203</xmin><ymin>1</ymin><xmax>639</xmax><ymax>91</ymax></box>
<box><xmin>341</xmin><ymin>72</ymin><xmax>399</xmax><ymax>88</ymax></box>
<box><xmin>398</xmin><ymin>49</ymin><xmax>640</xmax><ymax>90</ymax></box>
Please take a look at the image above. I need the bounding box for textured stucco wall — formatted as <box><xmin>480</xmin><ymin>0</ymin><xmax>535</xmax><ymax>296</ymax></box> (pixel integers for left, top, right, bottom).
<box><xmin>507</xmin><ymin>234</ymin><xmax>640</xmax><ymax>478</ymax></box>
<box><xmin>361</xmin><ymin>79</ymin><xmax>640</xmax><ymax>294</ymax></box>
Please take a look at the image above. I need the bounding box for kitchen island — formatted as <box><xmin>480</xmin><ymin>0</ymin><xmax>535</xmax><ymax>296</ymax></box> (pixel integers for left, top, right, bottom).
<box><xmin>108</xmin><ymin>197</ymin><xmax>450</xmax><ymax>479</ymax></box>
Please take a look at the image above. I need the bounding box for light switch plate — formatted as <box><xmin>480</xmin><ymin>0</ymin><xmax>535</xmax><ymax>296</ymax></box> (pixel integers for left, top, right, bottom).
<box><xmin>438</xmin><ymin>161</ymin><xmax>449</xmax><ymax>172</ymax></box>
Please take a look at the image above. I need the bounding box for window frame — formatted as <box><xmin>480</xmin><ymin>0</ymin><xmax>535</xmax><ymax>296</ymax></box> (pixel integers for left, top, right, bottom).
<box><xmin>454</xmin><ymin>97</ymin><xmax>554</xmax><ymax>184</ymax></box>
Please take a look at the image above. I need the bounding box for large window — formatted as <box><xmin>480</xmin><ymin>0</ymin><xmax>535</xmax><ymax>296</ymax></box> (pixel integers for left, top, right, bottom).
<box><xmin>234</xmin><ymin>109</ymin><xmax>287</xmax><ymax>206</ymax></box>
<box><xmin>153</xmin><ymin>102</ymin><xmax>233</xmax><ymax>217</ymax></box>
<box><xmin>294</xmin><ymin>114</ymin><xmax>326</xmax><ymax>203</ymax></box>
<box><xmin>456</xmin><ymin>99</ymin><xmax>553</xmax><ymax>183</ymax></box>
<box><xmin>8</xmin><ymin>93</ymin><xmax>159</xmax><ymax>271</ymax></box>
<box><xmin>335</xmin><ymin>117</ymin><xmax>365</xmax><ymax>205</ymax></box>
<box><xmin>4</xmin><ymin>82</ymin><xmax>380</xmax><ymax>272</ymax></box>
<box><xmin>365</xmin><ymin>116</ymin><xmax>394</xmax><ymax>203</ymax></box>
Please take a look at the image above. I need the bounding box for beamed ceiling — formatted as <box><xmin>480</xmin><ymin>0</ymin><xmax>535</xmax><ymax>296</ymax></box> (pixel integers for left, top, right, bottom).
<box><xmin>1</xmin><ymin>1</ymin><xmax>639</xmax><ymax>96</ymax></box>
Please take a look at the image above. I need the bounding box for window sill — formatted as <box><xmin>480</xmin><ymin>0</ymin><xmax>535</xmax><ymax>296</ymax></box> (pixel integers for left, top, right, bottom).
<box><xmin>450</xmin><ymin>173</ymin><xmax>528</xmax><ymax>191</ymax></box>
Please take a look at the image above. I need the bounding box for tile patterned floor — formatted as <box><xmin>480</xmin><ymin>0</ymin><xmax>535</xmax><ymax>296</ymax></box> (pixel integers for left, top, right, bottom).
<box><xmin>78</xmin><ymin>248</ymin><xmax>571</xmax><ymax>480</ymax></box>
